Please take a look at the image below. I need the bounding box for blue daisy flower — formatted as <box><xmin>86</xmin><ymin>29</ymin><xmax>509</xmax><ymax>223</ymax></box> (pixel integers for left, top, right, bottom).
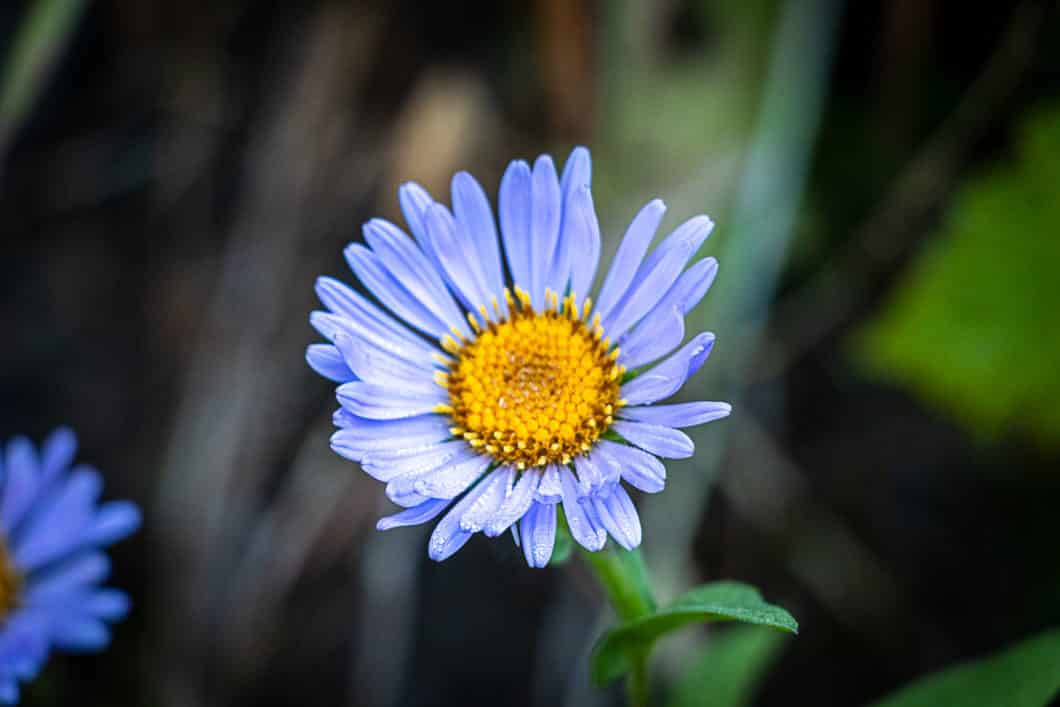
<box><xmin>308</xmin><ymin>147</ymin><xmax>730</xmax><ymax>567</ymax></box>
<box><xmin>0</xmin><ymin>429</ymin><xmax>141</xmax><ymax>703</ymax></box>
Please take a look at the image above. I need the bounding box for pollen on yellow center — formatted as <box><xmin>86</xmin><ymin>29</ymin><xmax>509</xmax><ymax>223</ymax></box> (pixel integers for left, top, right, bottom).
<box><xmin>436</xmin><ymin>288</ymin><xmax>624</xmax><ymax>469</ymax></box>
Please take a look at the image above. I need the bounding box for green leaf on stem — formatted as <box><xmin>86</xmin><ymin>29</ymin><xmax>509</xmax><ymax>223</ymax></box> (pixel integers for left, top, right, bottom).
<box><xmin>667</xmin><ymin>626</ymin><xmax>789</xmax><ymax>707</ymax></box>
<box><xmin>867</xmin><ymin>626</ymin><xmax>1060</xmax><ymax>707</ymax></box>
<box><xmin>590</xmin><ymin>581</ymin><xmax>797</xmax><ymax>685</ymax></box>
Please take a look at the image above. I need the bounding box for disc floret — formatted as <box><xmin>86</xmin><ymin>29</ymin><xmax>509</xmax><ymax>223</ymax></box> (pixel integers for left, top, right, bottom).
<box><xmin>436</xmin><ymin>288</ymin><xmax>624</xmax><ymax>469</ymax></box>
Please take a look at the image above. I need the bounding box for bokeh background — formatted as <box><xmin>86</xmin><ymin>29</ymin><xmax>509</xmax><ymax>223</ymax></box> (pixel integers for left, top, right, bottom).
<box><xmin>2</xmin><ymin>1</ymin><xmax>1060</xmax><ymax>705</ymax></box>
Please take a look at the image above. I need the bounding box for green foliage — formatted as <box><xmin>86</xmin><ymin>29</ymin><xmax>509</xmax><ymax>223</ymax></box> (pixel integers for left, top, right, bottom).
<box><xmin>582</xmin><ymin>548</ymin><xmax>657</xmax><ymax>621</ymax></box>
<box><xmin>667</xmin><ymin>626</ymin><xmax>790</xmax><ymax>707</ymax></box>
<box><xmin>856</xmin><ymin>105</ymin><xmax>1060</xmax><ymax>447</ymax></box>
<box><xmin>0</xmin><ymin>0</ymin><xmax>88</xmax><ymax>150</ymax></box>
<box><xmin>868</xmin><ymin>627</ymin><xmax>1060</xmax><ymax>707</ymax></box>
<box><xmin>590</xmin><ymin>581</ymin><xmax>798</xmax><ymax>685</ymax></box>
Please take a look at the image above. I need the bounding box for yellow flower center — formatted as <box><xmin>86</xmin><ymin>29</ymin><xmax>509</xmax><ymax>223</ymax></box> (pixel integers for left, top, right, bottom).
<box><xmin>0</xmin><ymin>539</ymin><xmax>22</xmax><ymax>621</ymax></box>
<box><xmin>436</xmin><ymin>288</ymin><xmax>624</xmax><ymax>469</ymax></box>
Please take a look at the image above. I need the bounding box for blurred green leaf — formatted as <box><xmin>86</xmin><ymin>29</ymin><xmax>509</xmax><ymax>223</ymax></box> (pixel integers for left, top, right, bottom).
<box><xmin>667</xmin><ymin>625</ymin><xmax>789</xmax><ymax>707</ymax></box>
<box><xmin>590</xmin><ymin>581</ymin><xmax>797</xmax><ymax>685</ymax></box>
<box><xmin>868</xmin><ymin>627</ymin><xmax>1060</xmax><ymax>707</ymax></box>
<box><xmin>855</xmin><ymin>104</ymin><xmax>1060</xmax><ymax>447</ymax></box>
<box><xmin>0</xmin><ymin>0</ymin><xmax>88</xmax><ymax>154</ymax></box>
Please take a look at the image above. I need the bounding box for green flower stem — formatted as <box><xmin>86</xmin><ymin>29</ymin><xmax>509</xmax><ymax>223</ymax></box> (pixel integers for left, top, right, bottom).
<box><xmin>626</xmin><ymin>655</ymin><xmax>649</xmax><ymax>707</ymax></box>
<box><xmin>582</xmin><ymin>547</ymin><xmax>656</xmax><ymax>707</ymax></box>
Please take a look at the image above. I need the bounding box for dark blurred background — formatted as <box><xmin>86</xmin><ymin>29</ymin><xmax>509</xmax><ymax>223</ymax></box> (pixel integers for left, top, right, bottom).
<box><xmin>2</xmin><ymin>1</ymin><xmax>1060</xmax><ymax>705</ymax></box>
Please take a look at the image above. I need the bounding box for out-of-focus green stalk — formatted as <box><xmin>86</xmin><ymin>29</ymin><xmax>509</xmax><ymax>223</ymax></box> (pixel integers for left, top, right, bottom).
<box><xmin>582</xmin><ymin>547</ymin><xmax>656</xmax><ymax>620</ymax></box>
<box><xmin>582</xmin><ymin>547</ymin><xmax>656</xmax><ymax>707</ymax></box>
<box><xmin>0</xmin><ymin>0</ymin><xmax>89</xmax><ymax>158</ymax></box>
<box><xmin>642</xmin><ymin>0</ymin><xmax>844</xmax><ymax>591</ymax></box>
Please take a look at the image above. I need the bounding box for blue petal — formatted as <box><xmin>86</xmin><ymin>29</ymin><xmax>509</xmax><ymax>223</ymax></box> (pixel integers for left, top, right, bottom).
<box><xmin>409</xmin><ymin>453</ymin><xmax>491</xmax><ymax>500</ymax></box>
<box><xmin>24</xmin><ymin>552</ymin><xmax>110</xmax><ymax>602</ymax></box>
<box><xmin>594</xmin><ymin>199</ymin><xmax>666</xmax><ymax>321</ymax></box>
<box><xmin>85</xmin><ymin>501</ymin><xmax>141</xmax><ymax>546</ymax></box>
<box><xmin>377</xmin><ymin>498</ymin><xmax>450</xmax><ymax>531</ymax></box>
<box><xmin>363</xmin><ymin>441</ymin><xmax>472</xmax><ymax>483</ymax></box>
<box><xmin>630</xmin><ymin>215</ymin><xmax>714</xmax><ymax>289</ymax></box>
<box><xmin>0</xmin><ymin>438</ymin><xmax>38</xmax><ymax>535</ymax></box>
<box><xmin>14</xmin><ymin>467</ymin><xmax>102</xmax><ymax>571</ymax></box>
<box><xmin>596</xmin><ymin>440</ymin><xmax>666</xmax><ymax>493</ymax></box>
<box><xmin>459</xmin><ymin>466</ymin><xmax>515</xmax><ymax>533</ymax></box>
<box><xmin>573</xmin><ymin>454</ymin><xmax>607</xmax><ymax>493</ymax></box>
<box><xmin>559</xmin><ymin>467</ymin><xmax>606</xmax><ymax>551</ymax></box>
<box><xmin>499</xmin><ymin>159</ymin><xmax>533</xmax><ymax>295</ymax></box>
<box><xmin>534</xmin><ymin>463</ymin><xmax>563</xmax><ymax>504</ymax></box>
<box><xmin>591</xmin><ymin>485</ymin><xmax>642</xmax><ymax>550</ymax></box>
<box><xmin>620</xmin><ymin>332</ymin><xmax>715</xmax><ymax>405</ymax></box>
<box><xmin>84</xmin><ymin>589</ymin><xmax>131</xmax><ymax>620</ymax></box>
<box><xmin>616</xmin><ymin>258</ymin><xmax>718</xmax><ymax>369</ymax></box>
<box><xmin>40</xmin><ymin>427</ymin><xmax>77</xmax><ymax>486</ymax></box>
<box><xmin>329</xmin><ymin>415</ymin><xmax>453</xmax><ymax>462</ymax></box>
<box><xmin>333</xmin><ymin>408</ymin><xmax>357</xmax><ymax>428</ymax></box>
<box><xmin>587</xmin><ymin>449</ymin><xmax>621</xmax><ymax>487</ymax></box>
<box><xmin>611</xmin><ymin>420</ymin><xmax>694</xmax><ymax>459</ymax></box>
<box><xmin>313</xmin><ymin>277</ymin><xmax>437</xmax><ymax>358</ymax></box>
<box><xmin>451</xmin><ymin>171</ymin><xmax>506</xmax><ymax>305</ymax></box>
<box><xmin>3</xmin><ymin>437</ymin><xmax>37</xmax><ymax>479</ymax></box>
<box><xmin>51</xmin><ymin>616</ymin><xmax>110</xmax><ymax>652</ymax></box>
<box><xmin>603</xmin><ymin>215</ymin><xmax>714</xmax><ymax>339</ymax></box>
<box><xmin>331</xmin><ymin>331</ymin><xmax>436</xmax><ymax>390</ymax></box>
<box><xmin>305</xmin><ymin>344</ymin><xmax>356</xmax><ymax>382</ymax></box>
<box><xmin>618</xmin><ymin>401</ymin><xmax>732</xmax><ymax>428</ymax></box>
<box><xmin>546</xmin><ymin>147</ymin><xmax>592</xmax><ymax>295</ymax></box>
<box><xmin>0</xmin><ymin>611</ymin><xmax>48</xmax><ymax>673</ymax></box>
<box><xmin>385</xmin><ymin>485</ymin><xmax>431</xmax><ymax>509</ymax></box>
<box><xmin>619</xmin><ymin>306</ymin><xmax>685</xmax><ymax>369</ymax></box>
<box><xmin>428</xmin><ymin>467</ymin><xmax>508</xmax><ymax>561</ymax></box>
<box><xmin>363</xmin><ymin>218</ymin><xmax>448</xmax><ymax>294</ymax></box>
<box><xmin>660</xmin><ymin>256</ymin><xmax>718</xmax><ymax>316</ymax></box>
<box><xmin>528</xmin><ymin>156</ymin><xmax>562</xmax><ymax>310</ymax></box>
<box><xmin>397</xmin><ymin>181</ymin><xmax>441</xmax><ymax>270</ymax></box>
<box><xmin>345</xmin><ymin>244</ymin><xmax>460</xmax><ymax>339</ymax></box>
<box><xmin>362</xmin><ymin>218</ymin><xmax>467</xmax><ymax>331</ymax></box>
<box><xmin>310</xmin><ymin>312</ymin><xmax>442</xmax><ymax>378</ymax></box>
<box><xmin>565</xmin><ymin>186</ymin><xmax>602</xmax><ymax>300</ymax></box>
<box><xmin>519</xmin><ymin>501</ymin><xmax>556</xmax><ymax>568</ymax></box>
<box><xmin>336</xmin><ymin>381</ymin><xmax>446</xmax><ymax>420</ymax></box>
<box><xmin>0</xmin><ymin>679</ymin><xmax>17</xmax><ymax>704</ymax></box>
<box><xmin>424</xmin><ymin>203</ymin><xmax>494</xmax><ymax>313</ymax></box>
<box><xmin>484</xmin><ymin>469</ymin><xmax>539</xmax><ymax>537</ymax></box>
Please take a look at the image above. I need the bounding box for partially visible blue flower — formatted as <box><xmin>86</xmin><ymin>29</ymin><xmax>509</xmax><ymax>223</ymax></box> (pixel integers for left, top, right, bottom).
<box><xmin>0</xmin><ymin>429</ymin><xmax>141</xmax><ymax>704</ymax></box>
<box><xmin>308</xmin><ymin>147</ymin><xmax>730</xmax><ymax>567</ymax></box>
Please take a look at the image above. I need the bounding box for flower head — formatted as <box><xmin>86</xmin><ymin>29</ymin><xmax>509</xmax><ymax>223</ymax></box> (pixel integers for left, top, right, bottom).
<box><xmin>0</xmin><ymin>429</ymin><xmax>141</xmax><ymax>703</ymax></box>
<box><xmin>308</xmin><ymin>147</ymin><xmax>730</xmax><ymax>567</ymax></box>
